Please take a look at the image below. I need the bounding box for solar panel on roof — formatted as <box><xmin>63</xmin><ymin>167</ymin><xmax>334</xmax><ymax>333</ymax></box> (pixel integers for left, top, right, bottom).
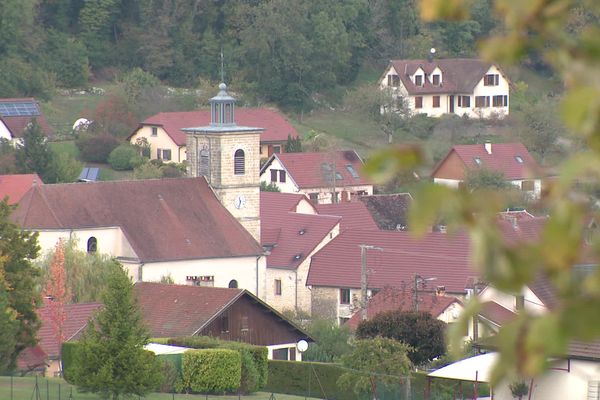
<box><xmin>0</xmin><ymin>101</ymin><xmax>40</xmax><ymax>117</ymax></box>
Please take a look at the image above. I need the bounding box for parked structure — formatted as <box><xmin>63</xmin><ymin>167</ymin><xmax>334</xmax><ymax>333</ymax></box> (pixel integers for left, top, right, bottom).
<box><xmin>379</xmin><ymin>58</ymin><xmax>510</xmax><ymax>118</ymax></box>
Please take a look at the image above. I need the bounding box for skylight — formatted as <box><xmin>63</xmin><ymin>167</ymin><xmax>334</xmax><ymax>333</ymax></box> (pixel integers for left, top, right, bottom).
<box><xmin>515</xmin><ymin>155</ymin><xmax>524</xmax><ymax>164</ymax></box>
<box><xmin>346</xmin><ymin>164</ymin><xmax>360</xmax><ymax>179</ymax></box>
<box><xmin>474</xmin><ymin>157</ymin><xmax>482</xmax><ymax>166</ymax></box>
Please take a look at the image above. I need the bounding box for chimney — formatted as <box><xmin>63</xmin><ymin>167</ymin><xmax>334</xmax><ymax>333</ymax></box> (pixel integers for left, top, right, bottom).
<box><xmin>428</xmin><ymin>47</ymin><xmax>436</xmax><ymax>63</ymax></box>
<box><xmin>484</xmin><ymin>141</ymin><xmax>492</xmax><ymax>155</ymax></box>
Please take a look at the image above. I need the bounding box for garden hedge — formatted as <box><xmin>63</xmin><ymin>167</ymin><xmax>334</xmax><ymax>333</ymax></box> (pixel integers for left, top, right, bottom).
<box><xmin>179</xmin><ymin>349</ymin><xmax>241</xmax><ymax>394</ymax></box>
<box><xmin>60</xmin><ymin>342</ymin><xmax>78</xmax><ymax>382</ymax></box>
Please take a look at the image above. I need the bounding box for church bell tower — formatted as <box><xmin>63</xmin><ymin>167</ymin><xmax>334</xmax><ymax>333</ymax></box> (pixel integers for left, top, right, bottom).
<box><xmin>183</xmin><ymin>83</ymin><xmax>263</xmax><ymax>242</ymax></box>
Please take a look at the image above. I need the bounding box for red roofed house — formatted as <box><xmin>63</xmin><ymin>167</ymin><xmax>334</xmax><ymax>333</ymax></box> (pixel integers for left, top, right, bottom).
<box><xmin>379</xmin><ymin>58</ymin><xmax>509</xmax><ymax>118</ymax></box>
<box><xmin>0</xmin><ymin>98</ymin><xmax>54</xmax><ymax>142</ymax></box>
<box><xmin>0</xmin><ymin>173</ymin><xmax>42</xmax><ymax>204</ymax></box>
<box><xmin>261</xmin><ymin>192</ymin><xmax>341</xmax><ymax>314</ymax></box>
<box><xmin>135</xmin><ymin>282</ymin><xmax>312</xmax><ymax>361</ymax></box>
<box><xmin>345</xmin><ymin>286</ymin><xmax>463</xmax><ymax>331</ymax></box>
<box><xmin>36</xmin><ymin>302</ymin><xmax>103</xmax><ymax>376</ymax></box>
<box><xmin>306</xmin><ymin>229</ymin><xmax>474</xmax><ymax>325</ymax></box>
<box><xmin>127</xmin><ymin>108</ymin><xmax>298</xmax><ymax>163</ymax></box>
<box><xmin>431</xmin><ymin>142</ymin><xmax>543</xmax><ymax>198</ymax></box>
<box><xmin>12</xmin><ymin>178</ymin><xmax>267</xmax><ymax>299</ymax></box>
<box><xmin>259</xmin><ymin>150</ymin><xmax>373</xmax><ymax>204</ymax></box>
<box><xmin>315</xmin><ymin>201</ymin><xmax>379</xmax><ymax>232</ymax></box>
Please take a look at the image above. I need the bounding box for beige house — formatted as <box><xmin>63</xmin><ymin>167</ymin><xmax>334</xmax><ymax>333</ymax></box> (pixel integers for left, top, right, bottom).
<box><xmin>259</xmin><ymin>150</ymin><xmax>373</xmax><ymax>204</ymax></box>
<box><xmin>379</xmin><ymin>58</ymin><xmax>510</xmax><ymax>118</ymax></box>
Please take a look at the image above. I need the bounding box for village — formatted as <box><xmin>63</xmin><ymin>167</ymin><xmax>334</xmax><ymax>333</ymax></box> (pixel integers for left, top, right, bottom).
<box><xmin>1</xmin><ymin>1</ymin><xmax>600</xmax><ymax>400</ymax></box>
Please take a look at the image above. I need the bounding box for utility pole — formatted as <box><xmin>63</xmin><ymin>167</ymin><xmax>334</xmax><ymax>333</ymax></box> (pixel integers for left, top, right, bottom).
<box><xmin>414</xmin><ymin>274</ymin><xmax>436</xmax><ymax>312</ymax></box>
<box><xmin>358</xmin><ymin>245</ymin><xmax>383</xmax><ymax>321</ymax></box>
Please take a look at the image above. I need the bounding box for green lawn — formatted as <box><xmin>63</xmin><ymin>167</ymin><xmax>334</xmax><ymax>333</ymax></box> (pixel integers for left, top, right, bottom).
<box><xmin>0</xmin><ymin>376</ymin><xmax>323</xmax><ymax>400</ymax></box>
<box><xmin>49</xmin><ymin>140</ymin><xmax>80</xmax><ymax>159</ymax></box>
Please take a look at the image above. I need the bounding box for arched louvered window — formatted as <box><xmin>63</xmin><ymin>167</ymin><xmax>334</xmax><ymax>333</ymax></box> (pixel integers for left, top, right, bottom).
<box><xmin>228</xmin><ymin>280</ymin><xmax>238</xmax><ymax>288</ymax></box>
<box><xmin>87</xmin><ymin>237</ymin><xmax>97</xmax><ymax>253</ymax></box>
<box><xmin>234</xmin><ymin>149</ymin><xmax>245</xmax><ymax>175</ymax></box>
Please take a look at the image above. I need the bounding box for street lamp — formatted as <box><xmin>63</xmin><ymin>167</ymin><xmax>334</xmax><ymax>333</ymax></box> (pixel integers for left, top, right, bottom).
<box><xmin>414</xmin><ymin>274</ymin><xmax>437</xmax><ymax>312</ymax></box>
<box><xmin>296</xmin><ymin>340</ymin><xmax>309</xmax><ymax>400</ymax></box>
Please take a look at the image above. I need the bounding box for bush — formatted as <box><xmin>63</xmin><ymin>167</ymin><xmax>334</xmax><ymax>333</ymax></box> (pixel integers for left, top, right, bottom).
<box><xmin>157</xmin><ymin>355</ymin><xmax>181</xmax><ymax>393</ymax></box>
<box><xmin>265</xmin><ymin>360</ymin><xmax>359</xmax><ymax>400</ymax></box>
<box><xmin>61</xmin><ymin>342</ymin><xmax>79</xmax><ymax>382</ymax></box>
<box><xmin>76</xmin><ymin>134</ymin><xmax>120</xmax><ymax>163</ymax></box>
<box><xmin>179</xmin><ymin>349</ymin><xmax>241</xmax><ymax>394</ymax></box>
<box><xmin>108</xmin><ymin>144</ymin><xmax>144</xmax><ymax>171</ymax></box>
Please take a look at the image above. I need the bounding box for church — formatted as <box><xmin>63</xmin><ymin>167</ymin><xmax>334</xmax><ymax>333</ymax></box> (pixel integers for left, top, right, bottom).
<box><xmin>12</xmin><ymin>83</ymin><xmax>268</xmax><ymax>299</ymax></box>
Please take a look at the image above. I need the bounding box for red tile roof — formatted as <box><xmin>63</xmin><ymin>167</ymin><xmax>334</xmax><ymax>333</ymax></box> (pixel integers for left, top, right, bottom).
<box><xmin>261</xmin><ymin>207</ymin><xmax>341</xmax><ymax>269</ymax></box>
<box><xmin>0</xmin><ymin>174</ymin><xmax>42</xmax><ymax>204</ymax></box>
<box><xmin>132</xmin><ymin>108</ymin><xmax>298</xmax><ymax>146</ymax></box>
<box><xmin>263</xmin><ymin>150</ymin><xmax>371</xmax><ymax>189</ymax></box>
<box><xmin>260</xmin><ymin>192</ymin><xmax>316</xmax><ymax>216</ymax></box>
<box><xmin>388</xmin><ymin>59</ymin><xmax>496</xmax><ymax>95</ymax></box>
<box><xmin>315</xmin><ymin>201</ymin><xmax>379</xmax><ymax>232</ymax></box>
<box><xmin>37</xmin><ymin>302</ymin><xmax>102</xmax><ymax>358</ymax></box>
<box><xmin>307</xmin><ymin>230</ymin><xmax>473</xmax><ymax>293</ymax></box>
<box><xmin>16</xmin><ymin>345</ymin><xmax>48</xmax><ymax>372</ymax></box>
<box><xmin>0</xmin><ymin>98</ymin><xmax>54</xmax><ymax>138</ymax></box>
<box><xmin>346</xmin><ymin>286</ymin><xmax>461</xmax><ymax>330</ymax></box>
<box><xmin>478</xmin><ymin>301</ymin><xmax>516</xmax><ymax>327</ymax></box>
<box><xmin>431</xmin><ymin>142</ymin><xmax>541</xmax><ymax>180</ymax></box>
<box><xmin>12</xmin><ymin>178</ymin><xmax>262</xmax><ymax>262</ymax></box>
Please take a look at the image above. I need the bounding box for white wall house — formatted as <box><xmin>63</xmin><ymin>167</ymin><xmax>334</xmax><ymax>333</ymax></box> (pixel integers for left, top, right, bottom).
<box><xmin>380</xmin><ymin>59</ymin><xmax>510</xmax><ymax>118</ymax></box>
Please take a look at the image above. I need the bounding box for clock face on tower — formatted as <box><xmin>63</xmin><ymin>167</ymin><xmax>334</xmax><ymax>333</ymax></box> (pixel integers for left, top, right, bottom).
<box><xmin>234</xmin><ymin>194</ymin><xmax>247</xmax><ymax>209</ymax></box>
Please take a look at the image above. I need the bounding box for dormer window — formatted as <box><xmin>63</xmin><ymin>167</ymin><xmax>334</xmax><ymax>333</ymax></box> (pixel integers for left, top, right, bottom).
<box><xmin>432</xmin><ymin>74</ymin><xmax>440</xmax><ymax>86</ymax></box>
<box><xmin>415</xmin><ymin>75</ymin><xmax>423</xmax><ymax>86</ymax></box>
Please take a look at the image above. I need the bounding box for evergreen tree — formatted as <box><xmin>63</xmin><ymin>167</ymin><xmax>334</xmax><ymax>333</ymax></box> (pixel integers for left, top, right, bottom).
<box><xmin>284</xmin><ymin>134</ymin><xmax>302</xmax><ymax>153</ymax></box>
<box><xmin>70</xmin><ymin>263</ymin><xmax>161</xmax><ymax>399</ymax></box>
<box><xmin>15</xmin><ymin>119</ymin><xmax>53</xmax><ymax>181</ymax></box>
<box><xmin>0</xmin><ymin>199</ymin><xmax>40</xmax><ymax>372</ymax></box>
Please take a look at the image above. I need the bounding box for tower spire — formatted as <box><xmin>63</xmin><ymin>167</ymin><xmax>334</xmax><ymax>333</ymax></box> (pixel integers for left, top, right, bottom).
<box><xmin>220</xmin><ymin>47</ymin><xmax>225</xmax><ymax>83</ymax></box>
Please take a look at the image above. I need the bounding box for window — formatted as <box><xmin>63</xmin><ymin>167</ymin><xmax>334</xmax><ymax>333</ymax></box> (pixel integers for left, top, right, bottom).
<box><xmin>162</xmin><ymin>149</ymin><xmax>171</xmax><ymax>161</ymax></box>
<box><xmin>340</xmin><ymin>288</ymin><xmax>351</xmax><ymax>304</ymax></box>
<box><xmin>387</xmin><ymin>74</ymin><xmax>400</xmax><ymax>87</ymax></box>
<box><xmin>493</xmin><ymin>95</ymin><xmax>508</xmax><ymax>107</ymax></box>
<box><xmin>415</xmin><ymin>96</ymin><xmax>423</xmax><ymax>109</ymax></box>
<box><xmin>458</xmin><ymin>96</ymin><xmax>470</xmax><ymax>108</ymax></box>
<box><xmin>415</xmin><ymin>75</ymin><xmax>423</xmax><ymax>86</ymax></box>
<box><xmin>309</xmin><ymin>193</ymin><xmax>319</xmax><ymax>203</ymax></box>
<box><xmin>432</xmin><ymin>96</ymin><xmax>440</xmax><ymax>108</ymax></box>
<box><xmin>272</xmin><ymin>348</ymin><xmax>289</xmax><ymax>360</ymax></box>
<box><xmin>199</xmin><ymin>148</ymin><xmax>209</xmax><ymax>177</ymax></box>
<box><xmin>522</xmin><ymin>180</ymin><xmax>535</xmax><ymax>191</ymax></box>
<box><xmin>87</xmin><ymin>237</ymin><xmax>97</xmax><ymax>253</ymax></box>
<box><xmin>484</xmin><ymin>74</ymin><xmax>500</xmax><ymax>86</ymax></box>
<box><xmin>151</xmin><ymin>126</ymin><xmax>158</xmax><ymax>137</ymax></box>
<box><xmin>220</xmin><ymin>314</ymin><xmax>229</xmax><ymax>333</ymax></box>
<box><xmin>271</xmin><ymin>170</ymin><xmax>278</xmax><ymax>182</ymax></box>
<box><xmin>275</xmin><ymin>279</ymin><xmax>282</xmax><ymax>295</ymax></box>
<box><xmin>515</xmin><ymin>155</ymin><xmax>524</xmax><ymax>164</ymax></box>
<box><xmin>474</xmin><ymin>157</ymin><xmax>482</xmax><ymax>166</ymax></box>
<box><xmin>432</xmin><ymin>74</ymin><xmax>440</xmax><ymax>86</ymax></box>
<box><xmin>273</xmin><ymin>145</ymin><xmax>281</xmax><ymax>154</ymax></box>
<box><xmin>228</xmin><ymin>280</ymin><xmax>238</xmax><ymax>288</ymax></box>
<box><xmin>279</xmin><ymin>170</ymin><xmax>286</xmax><ymax>183</ymax></box>
<box><xmin>241</xmin><ymin>315</ymin><xmax>249</xmax><ymax>331</ymax></box>
<box><xmin>475</xmin><ymin>96</ymin><xmax>490</xmax><ymax>108</ymax></box>
<box><xmin>234</xmin><ymin>149</ymin><xmax>245</xmax><ymax>175</ymax></box>
<box><xmin>346</xmin><ymin>164</ymin><xmax>359</xmax><ymax>179</ymax></box>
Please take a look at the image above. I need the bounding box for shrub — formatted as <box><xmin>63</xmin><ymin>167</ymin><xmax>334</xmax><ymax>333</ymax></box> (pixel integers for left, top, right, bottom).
<box><xmin>76</xmin><ymin>134</ymin><xmax>120</xmax><ymax>163</ymax></box>
<box><xmin>61</xmin><ymin>342</ymin><xmax>79</xmax><ymax>382</ymax></box>
<box><xmin>157</xmin><ymin>356</ymin><xmax>181</xmax><ymax>393</ymax></box>
<box><xmin>179</xmin><ymin>349</ymin><xmax>241</xmax><ymax>394</ymax></box>
<box><xmin>108</xmin><ymin>144</ymin><xmax>145</xmax><ymax>171</ymax></box>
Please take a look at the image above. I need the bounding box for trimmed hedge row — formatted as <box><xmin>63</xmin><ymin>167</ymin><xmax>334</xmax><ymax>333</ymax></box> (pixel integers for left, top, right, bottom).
<box><xmin>61</xmin><ymin>342</ymin><xmax>78</xmax><ymax>382</ymax></box>
<box><xmin>180</xmin><ymin>349</ymin><xmax>241</xmax><ymax>394</ymax></box>
<box><xmin>264</xmin><ymin>360</ymin><xmax>360</xmax><ymax>400</ymax></box>
<box><xmin>165</xmin><ymin>336</ymin><xmax>268</xmax><ymax>394</ymax></box>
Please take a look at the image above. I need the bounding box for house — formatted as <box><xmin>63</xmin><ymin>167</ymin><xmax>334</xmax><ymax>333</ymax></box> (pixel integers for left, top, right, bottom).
<box><xmin>431</xmin><ymin>142</ymin><xmax>543</xmax><ymax>198</ymax></box>
<box><xmin>11</xmin><ymin>177</ymin><xmax>267</xmax><ymax>299</ymax></box>
<box><xmin>259</xmin><ymin>150</ymin><xmax>373</xmax><ymax>204</ymax></box>
<box><xmin>358</xmin><ymin>193</ymin><xmax>413</xmax><ymax>231</ymax></box>
<box><xmin>0</xmin><ymin>173</ymin><xmax>42</xmax><ymax>204</ymax></box>
<box><xmin>379</xmin><ymin>58</ymin><xmax>510</xmax><ymax>118</ymax></box>
<box><xmin>261</xmin><ymin>192</ymin><xmax>341</xmax><ymax>314</ymax></box>
<box><xmin>127</xmin><ymin>107</ymin><xmax>298</xmax><ymax>163</ymax></box>
<box><xmin>0</xmin><ymin>98</ymin><xmax>54</xmax><ymax>142</ymax></box>
<box><xmin>345</xmin><ymin>286</ymin><xmax>463</xmax><ymax>330</ymax></box>
<box><xmin>306</xmin><ymin>229</ymin><xmax>474</xmax><ymax>324</ymax></box>
<box><xmin>36</xmin><ymin>302</ymin><xmax>103</xmax><ymax>376</ymax></box>
<box><xmin>134</xmin><ymin>282</ymin><xmax>312</xmax><ymax>361</ymax></box>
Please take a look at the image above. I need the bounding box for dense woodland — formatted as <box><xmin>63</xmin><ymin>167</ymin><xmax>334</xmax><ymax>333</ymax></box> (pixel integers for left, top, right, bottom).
<box><xmin>0</xmin><ymin>0</ymin><xmax>508</xmax><ymax>110</ymax></box>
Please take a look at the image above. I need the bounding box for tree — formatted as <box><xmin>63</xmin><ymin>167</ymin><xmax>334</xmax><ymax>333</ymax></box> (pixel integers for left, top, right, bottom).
<box><xmin>302</xmin><ymin>319</ymin><xmax>352</xmax><ymax>362</ymax></box>
<box><xmin>47</xmin><ymin>152</ymin><xmax>83</xmax><ymax>183</ymax></box>
<box><xmin>70</xmin><ymin>263</ymin><xmax>162</xmax><ymax>399</ymax></box>
<box><xmin>260</xmin><ymin>181</ymin><xmax>281</xmax><ymax>192</ymax></box>
<box><xmin>356</xmin><ymin>310</ymin><xmax>446</xmax><ymax>366</ymax></box>
<box><xmin>464</xmin><ymin>169</ymin><xmax>511</xmax><ymax>191</ymax></box>
<box><xmin>285</xmin><ymin>134</ymin><xmax>302</xmax><ymax>153</ymax></box>
<box><xmin>0</xmin><ymin>199</ymin><xmax>40</xmax><ymax>372</ymax></box>
<box><xmin>43</xmin><ymin>240</ymin><xmax>71</xmax><ymax>374</ymax></box>
<box><xmin>337</xmin><ymin>337</ymin><xmax>412</xmax><ymax>400</ymax></box>
<box><xmin>15</xmin><ymin>119</ymin><xmax>52</xmax><ymax>181</ymax></box>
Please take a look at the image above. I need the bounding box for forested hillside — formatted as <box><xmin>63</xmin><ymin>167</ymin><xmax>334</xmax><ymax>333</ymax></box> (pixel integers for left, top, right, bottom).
<box><xmin>1</xmin><ymin>0</ymin><xmax>502</xmax><ymax>111</ymax></box>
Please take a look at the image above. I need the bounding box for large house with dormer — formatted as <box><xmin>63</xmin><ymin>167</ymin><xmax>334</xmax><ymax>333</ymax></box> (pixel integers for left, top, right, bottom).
<box><xmin>379</xmin><ymin>58</ymin><xmax>510</xmax><ymax>118</ymax></box>
<box><xmin>0</xmin><ymin>98</ymin><xmax>54</xmax><ymax>142</ymax></box>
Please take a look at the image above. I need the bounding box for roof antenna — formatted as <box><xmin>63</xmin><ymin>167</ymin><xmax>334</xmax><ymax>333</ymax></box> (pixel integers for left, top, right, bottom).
<box><xmin>220</xmin><ymin>47</ymin><xmax>225</xmax><ymax>83</ymax></box>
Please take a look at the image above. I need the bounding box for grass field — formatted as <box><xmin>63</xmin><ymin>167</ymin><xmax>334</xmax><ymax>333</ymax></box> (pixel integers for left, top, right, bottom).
<box><xmin>0</xmin><ymin>376</ymin><xmax>322</xmax><ymax>400</ymax></box>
